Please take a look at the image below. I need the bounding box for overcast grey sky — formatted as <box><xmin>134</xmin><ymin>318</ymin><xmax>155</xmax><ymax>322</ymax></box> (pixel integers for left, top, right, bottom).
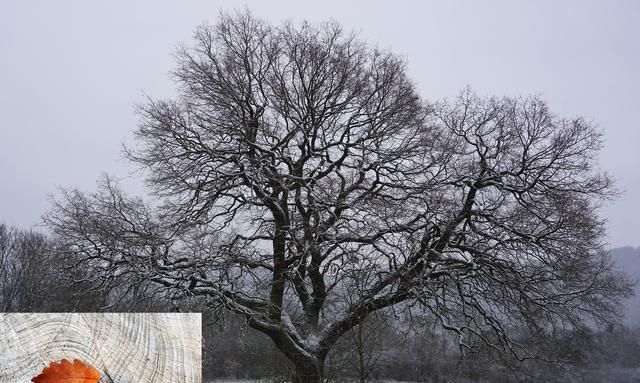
<box><xmin>1</xmin><ymin>0</ymin><xmax>638</xmax><ymax>247</ymax></box>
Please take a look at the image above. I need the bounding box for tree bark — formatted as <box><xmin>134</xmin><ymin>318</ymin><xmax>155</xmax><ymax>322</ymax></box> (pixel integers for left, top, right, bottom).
<box><xmin>291</xmin><ymin>355</ymin><xmax>324</xmax><ymax>383</ymax></box>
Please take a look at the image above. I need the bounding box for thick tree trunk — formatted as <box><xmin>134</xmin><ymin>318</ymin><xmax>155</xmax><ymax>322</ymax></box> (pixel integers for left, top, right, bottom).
<box><xmin>249</xmin><ymin>319</ymin><xmax>327</xmax><ymax>383</ymax></box>
<box><xmin>291</xmin><ymin>356</ymin><xmax>324</xmax><ymax>383</ymax></box>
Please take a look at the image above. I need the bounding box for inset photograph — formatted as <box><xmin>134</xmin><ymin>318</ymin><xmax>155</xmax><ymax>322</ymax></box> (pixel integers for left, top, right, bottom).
<box><xmin>0</xmin><ymin>313</ymin><xmax>201</xmax><ymax>383</ymax></box>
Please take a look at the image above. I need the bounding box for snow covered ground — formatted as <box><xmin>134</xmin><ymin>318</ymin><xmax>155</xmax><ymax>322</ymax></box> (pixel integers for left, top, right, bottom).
<box><xmin>205</xmin><ymin>372</ymin><xmax>640</xmax><ymax>383</ymax></box>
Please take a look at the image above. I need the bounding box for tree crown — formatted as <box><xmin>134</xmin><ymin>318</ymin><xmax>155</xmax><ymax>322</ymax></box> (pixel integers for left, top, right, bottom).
<box><xmin>45</xmin><ymin>11</ymin><xmax>632</xmax><ymax>369</ymax></box>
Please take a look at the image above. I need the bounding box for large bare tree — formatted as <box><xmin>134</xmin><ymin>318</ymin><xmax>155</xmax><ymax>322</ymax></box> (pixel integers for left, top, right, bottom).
<box><xmin>45</xmin><ymin>11</ymin><xmax>632</xmax><ymax>382</ymax></box>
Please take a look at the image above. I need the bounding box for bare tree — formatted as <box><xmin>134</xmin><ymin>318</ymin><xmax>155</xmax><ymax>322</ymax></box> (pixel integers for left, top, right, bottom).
<box><xmin>0</xmin><ymin>224</ymin><xmax>79</xmax><ymax>311</ymax></box>
<box><xmin>0</xmin><ymin>223</ymin><xmax>22</xmax><ymax>311</ymax></box>
<box><xmin>0</xmin><ymin>224</ymin><xmax>60</xmax><ymax>311</ymax></box>
<box><xmin>44</xmin><ymin>11</ymin><xmax>632</xmax><ymax>382</ymax></box>
<box><xmin>344</xmin><ymin>311</ymin><xmax>389</xmax><ymax>383</ymax></box>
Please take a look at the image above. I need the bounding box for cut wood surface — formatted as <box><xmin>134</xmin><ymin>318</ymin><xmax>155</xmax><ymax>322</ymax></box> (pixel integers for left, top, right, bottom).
<box><xmin>0</xmin><ymin>313</ymin><xmax>202</xmax><ymax>383</ymax></box>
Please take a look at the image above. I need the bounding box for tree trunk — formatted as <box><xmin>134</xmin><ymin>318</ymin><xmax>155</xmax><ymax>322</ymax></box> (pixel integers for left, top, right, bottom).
<box><xmin>249</xmin><ymin>319</ymin><xmax>328</xmax><ymax>383</ymax></box>
<box><xmin>291</xmin><ymin>356</ymin><xmax>324</xmax><ymax>383</ymax></box>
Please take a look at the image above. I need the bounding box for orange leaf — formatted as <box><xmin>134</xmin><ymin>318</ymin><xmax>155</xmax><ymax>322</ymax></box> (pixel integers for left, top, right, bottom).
<box><xmin>31</xmin><ymin>359</ymin><xmax>102</xmax><ymax>383</ymax></box>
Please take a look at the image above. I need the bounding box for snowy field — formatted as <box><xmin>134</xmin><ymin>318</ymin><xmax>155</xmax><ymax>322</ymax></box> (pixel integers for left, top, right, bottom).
<box><xmin>203</xmin><ymin>380</ymin><xmax>415</xmax><ymax>383</ymax></box>
<box><xmin>205</xmin><ymin>371</ymin><xmax>640</xmax><ymax>383</ymax></box>
<box><xmin>204</xmin><ymin>379</ymin><xmax>413</xmax><ymax>383</ymax></box>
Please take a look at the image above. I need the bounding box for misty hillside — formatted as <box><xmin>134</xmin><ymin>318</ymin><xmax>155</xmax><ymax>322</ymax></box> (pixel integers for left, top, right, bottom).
<box><xmin>611</xmin><ymin>246</ymin><xmax>640</xmax><ymax>326</ymax></box>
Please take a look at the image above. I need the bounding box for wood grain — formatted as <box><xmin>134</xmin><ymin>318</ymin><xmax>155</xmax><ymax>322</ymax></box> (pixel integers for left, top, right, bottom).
<box><xmin>0</xmin><ymin>313</ymin><xmax>202</xmax><ymax>383</ymax></box>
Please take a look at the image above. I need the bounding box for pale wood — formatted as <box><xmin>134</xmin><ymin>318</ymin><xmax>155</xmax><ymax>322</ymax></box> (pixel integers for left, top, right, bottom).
<box><xmin>0</xmin><ymin>313</ymin><xmax>202</xmax><ymax>383</ymax></box>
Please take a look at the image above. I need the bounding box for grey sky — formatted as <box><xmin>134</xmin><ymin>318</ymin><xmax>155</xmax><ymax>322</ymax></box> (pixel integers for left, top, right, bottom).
<box><xmin>1</xmin><ymin>0</ymin><xmax>638</xmax><ymax>247</ymax></box>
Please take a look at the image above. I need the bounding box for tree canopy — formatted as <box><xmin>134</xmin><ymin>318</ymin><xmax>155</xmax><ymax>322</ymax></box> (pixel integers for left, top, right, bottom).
<box><xmin>45</xmin><ymin>10</ymin><xmax>632</xmax><ymax>383</ymax></box>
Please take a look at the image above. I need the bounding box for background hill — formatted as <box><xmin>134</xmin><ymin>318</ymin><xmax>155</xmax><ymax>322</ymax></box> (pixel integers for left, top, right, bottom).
<box><xmin>611</xmin><ymin>246</ymin><xmax>640</xmax><ymax>327</ymax></box>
